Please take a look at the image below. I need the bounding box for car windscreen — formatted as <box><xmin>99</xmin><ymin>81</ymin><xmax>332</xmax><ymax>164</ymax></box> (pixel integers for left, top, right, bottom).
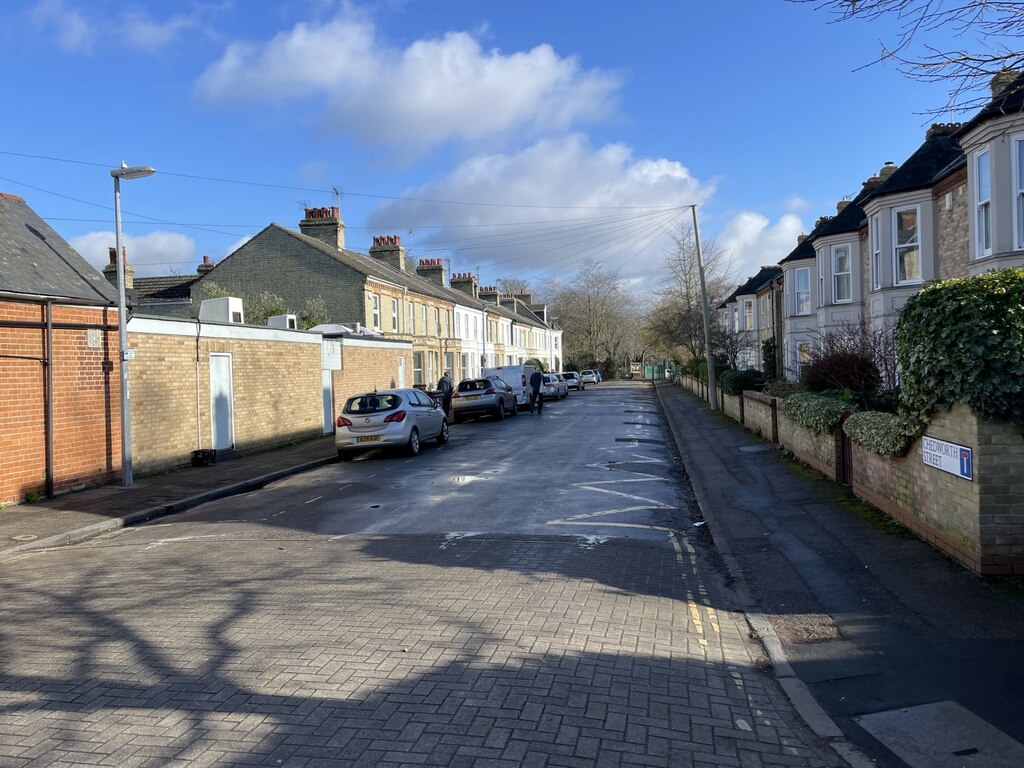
<box><xmin>344</xmin><ymin>394</ymin><xmax>401</xmax><ymax>414</ymax></box>
<box><xmin>457</xmin><ymin>379</ymin><xmax>490</xmax><ymax>392</ymax></box>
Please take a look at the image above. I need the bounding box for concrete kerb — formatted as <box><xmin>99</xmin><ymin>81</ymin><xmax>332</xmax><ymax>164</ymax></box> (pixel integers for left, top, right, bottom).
<box><xmin>653</xmin><ymin>383</ymin><xmax>874</xmax><ymax>768</ymax></box>
<box><xmin>0</xmin><ymin>456</ymin><xmax>336</xmax><ymax>558</ymax></box>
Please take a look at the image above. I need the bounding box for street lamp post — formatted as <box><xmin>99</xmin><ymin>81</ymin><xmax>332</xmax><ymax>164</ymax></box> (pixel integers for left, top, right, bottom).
<box><xmin>111</xmin><ymin>162</ymin><xmax>155</xmax><ymax>487</ymax></box>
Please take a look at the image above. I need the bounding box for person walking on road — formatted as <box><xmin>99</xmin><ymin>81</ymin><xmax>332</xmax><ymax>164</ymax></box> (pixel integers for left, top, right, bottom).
<box><xmin>529</xmin><ymin>369</ymin><xmax>544</xmax><ymax>414</ymax></box>
<box><xmin>437</xmin><ymin>371</ymin><xmax>454</xmax><ymax>415</ymax></box>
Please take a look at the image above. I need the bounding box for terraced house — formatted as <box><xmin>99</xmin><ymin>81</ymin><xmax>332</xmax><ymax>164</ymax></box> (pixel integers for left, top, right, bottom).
<box><xmin>154</xmin><ymin>206</ymin><xmax>562</xmax><ymax>387</ymax></box>
<box><xmin>741</xmin><ymin>70</ymin><xmax>1024</xmax><ymax>380</ymax></box>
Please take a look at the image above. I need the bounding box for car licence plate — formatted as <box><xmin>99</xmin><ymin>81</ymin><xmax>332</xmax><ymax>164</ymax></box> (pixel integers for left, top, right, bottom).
<box><xmin>356</xmin><ymin>436</ymin><xmax>381</xmax><ymax>443</ymax></box>
<box><xmin>465</xmin><ymin>395</ymin><xmax>481</xmax><ymax>400</ymax></box>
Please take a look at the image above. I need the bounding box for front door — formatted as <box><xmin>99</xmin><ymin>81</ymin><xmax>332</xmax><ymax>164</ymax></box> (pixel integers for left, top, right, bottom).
<box><xmin>322</xmin><ymin>370</ymin><xmax>334</xmax><ymax>435</ymax></box>
<box><xmin>209</xmin><ymin>353</ymin><xmax>235</xmax><ymax>451</ymax></box>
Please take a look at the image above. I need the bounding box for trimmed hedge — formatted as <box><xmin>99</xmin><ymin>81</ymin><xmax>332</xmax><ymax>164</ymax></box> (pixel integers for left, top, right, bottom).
<box><xmin>779</xmin><ymin>392</ymin><xmax>852</xmax><ymax>434</ymax></box>
<box><xmin>764</xmin><ymin>380</ymin><xmax>804</xmax><ymax>399</ymax></box>
<box><xmin>896</xmin><ymin>267</ymin><xmax>1024</xmax><ymax>430</ymax></box>
<box><xmin>719</xmin><ymin>368</ymin><xmax>763</xmax><ymax>395</ymax></box>
<box><xmin>842</xmin><ymin>411</ymin><xmax>913</xmax><ymax>455</ymax></box>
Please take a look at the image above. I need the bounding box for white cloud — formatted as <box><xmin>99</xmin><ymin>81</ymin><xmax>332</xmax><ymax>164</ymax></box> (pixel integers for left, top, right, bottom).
<box><xmin>28</xmin><ymin>1</ymin><xmax>205</xmax><ymax>53</ymax></box>
<box><xmin>71</xmin><ymin>231</ymin><xmax>197</xmax><ymax>278</ymax></box>
<box><xmin>783</xmin><ymin>195</ymin><xmax>814</xmax><ymax>214</ymax></box>
<box><xmin>718</xmin><ymin>212</ymin><xmax>804</xmax><ymax>280</ymax></box>
<box><xmin>195</xmin><ymin>11</ymin><xmax>621</xmax><ymax>149</ymax></box>
<box><xmin>29</xmin><ymin>0</ymin><xmax>96</xmax><ymax>53</ymax></box>
<box><xmin>121</xmin><ymin>12</ymin><xmax>199</xmax><ymax>50</ymax></box>
<box><xmin>365</xmin><ymin>135</ymin><xmax>710</xmax><ymax>285</ymax></box>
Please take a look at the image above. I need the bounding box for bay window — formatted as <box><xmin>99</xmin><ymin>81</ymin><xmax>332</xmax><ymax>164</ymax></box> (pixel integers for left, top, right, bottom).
<box><xmin>976</xmin><ymin>149</ymin><xmax>992</xmax><ymax>257</ymax></box>
<box><xmin>870</xmin><ymin>215</ymin><xmax>881</xmax><ymax>290</ymax></box>
<box><xmin>795</xmin><ymin>267</ymin><xmax>811</xmax><ymax>315</ymax></box>
<box><xmin>743</xmin><ymin>300</ymin><xmax>754</xmax><ymax>330</ymax></box>
<box><xmin>893</xmin><ymin>207</ymin><xmax>921</xmax><ymax>284</ymax></box>
<box><xmin>832</xmin><ymin>244</ymin><xmax>852</xmax><ymax>302</ymax></box>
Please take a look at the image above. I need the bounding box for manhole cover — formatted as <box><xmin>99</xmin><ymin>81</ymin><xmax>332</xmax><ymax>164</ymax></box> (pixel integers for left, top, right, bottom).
<box><xmin>11</xmin><ymin>534</ymin><xmax>38</xmax><ymax>542</ymax></box>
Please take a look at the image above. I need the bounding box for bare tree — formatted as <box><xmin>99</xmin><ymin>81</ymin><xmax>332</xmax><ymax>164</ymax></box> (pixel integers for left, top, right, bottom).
<box><xmin>795</xmin><ymin>0</ymin><xmax>1024</xmax><ymax>112</ymax></box>
<box><xmin>546</xmin><ymin>259</ymin><xmax>638</xmax><ymax>371</ymax></box>
<box><xmin>648</xmin><ymin>220</ymin><xmax>735</xmax><ymax>361</ymax></box>
<box><xmin>496</xmin><ymin>277</ymin><xmax>535</xmax><ymax>296</ymax></box>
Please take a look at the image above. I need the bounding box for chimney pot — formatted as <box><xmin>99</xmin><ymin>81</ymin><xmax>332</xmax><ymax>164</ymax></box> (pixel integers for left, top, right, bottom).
<box><xmin>991</xmin><ymin>68</ymin><xmax>1020</xmax><ymax>98</ymax></box>
<box><xmin>836</xmin><ymin>199</ymin><xmax>850</xmax><ymax>213</ymax></box>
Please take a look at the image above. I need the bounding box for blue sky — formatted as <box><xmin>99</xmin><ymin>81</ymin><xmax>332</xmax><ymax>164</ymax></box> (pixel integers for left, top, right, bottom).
<box><xmin>1</xmin><ymin>1</ymin><xmax>974</xmax><ymax>291</ymax></box>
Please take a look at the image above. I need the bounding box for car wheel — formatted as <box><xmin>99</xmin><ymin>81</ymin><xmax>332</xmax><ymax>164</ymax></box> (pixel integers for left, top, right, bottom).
<box><xmin>337</xmin><ymin>449</ymin><xmax>353</xmax><ymax>461</ymax></box>
<box><xmin>495</xmin><ymin>403</ymin><xmax>505</xmax><ymax>420</ymax></box>
<box><xmin>436</xmin><ymin>420</ymin><xmax>449</xmax><ymax>444</ymax></box>
<box><xmin>407</xmin><ymin>428</ymin><xmax>420</xmax><ymax>457</ymax></box>
<box><xmin>510</xmin><ymin>398</ymin><xmax>518</xmax><ymax>416</ymax></box>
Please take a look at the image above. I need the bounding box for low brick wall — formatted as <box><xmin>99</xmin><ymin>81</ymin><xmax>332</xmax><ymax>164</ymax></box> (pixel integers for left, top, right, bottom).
<box><xmin>680</xmin><ymin>374</ymin><xmax>704</xmax><ymax>399</ymax></box>
<box><xmin>743</xmin><ymin>392</ymin><xmax>778</xmax><ymax>443</ymax></box>
<box><xmin>851</xmin><ymin>403</ymin><xmax>1024</xmax><ymax>575</ymax></box>
<box><xmin>722</xmin><ymin>392</ymin><xmax>743</xmax><ymax>423</ymax></box>
<box><xmin>778</xmin><ymin>410</ymin><xmax>843</xmax><ymax>481</ymax></box>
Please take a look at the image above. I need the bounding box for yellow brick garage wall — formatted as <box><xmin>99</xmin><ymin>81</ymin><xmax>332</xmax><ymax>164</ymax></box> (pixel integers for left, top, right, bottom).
<box><xmin>331</xmin><ymin>343</ymin><xmax>411</xmax><ymax>421</ymax></box>
<box><xmin>129</xmin><ymin>321</ymin><xmax>323</xmax><ymax>474</ymax></box>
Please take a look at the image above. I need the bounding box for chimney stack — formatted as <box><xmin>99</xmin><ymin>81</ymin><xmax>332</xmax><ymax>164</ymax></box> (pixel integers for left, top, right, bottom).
<box><xmin>196</xmin><ymin>255</ymin><xmax>215</xmax><ymax>275</ymax></box>
<box><xmin>103</xmin><ymin>246</ymin><xmax>134</xmax><ymax>290</ymax></box>
<box><xmin>450</xmin><ymin>271</ymin><xmax>480</xmax><ymax>299</ymax></box>
<box><xmin>299</xmin><ymin>206</ymin><xmax>345</xmax><ymax>250</ymax></box>
<box><xmin>415</xmin><ymin>257</ymin><xmax>448</xmax><ymax>286</ymax></box>
<box><xmin>836</xmin><ymin>199</ymin><xmax>850</xmax><ymax>214</ymax></box>
<box><xmin>926</xmin><ymin>122</ymin><xmax>962</xmax><ymax>140</ymax></box>
<box><xmin>991</xmin><ymin>68</ymin><xmax>1020</xmax><ymax>99</ymax></box>
<box><xmin>369</xmin><ymin>234</ymin><xmax>407</xmax><ymax>272</ymax></box>
<box><xmin>797</xmin><ymin>234</ymin><xmax>808</xmax><ymax>244</ymax></box>
<box><xmin>878</xmin><ymin>161</ymin><xmax>898</xmax><ymax>181</ymax></box>
<box><xmin>479</xmin><ymin>285</ymin><xmax>500</xmax><ymax>303</ymax></box>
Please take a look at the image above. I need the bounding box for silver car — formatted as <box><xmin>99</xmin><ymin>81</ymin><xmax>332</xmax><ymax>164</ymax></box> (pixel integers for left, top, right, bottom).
<box><xmin>541</xmin><ymin>373</ymin><xmax>567</xmax><ymax>400</ymax></box>
<box><xmin>335</xmin><ymin>388</ymin><xmax>449</xmax><ymax>460</ymax></box>
<box><xmin>451</xmin><ymin>376</ymin><xmax>518</xmax><ymax>422</ymax></box>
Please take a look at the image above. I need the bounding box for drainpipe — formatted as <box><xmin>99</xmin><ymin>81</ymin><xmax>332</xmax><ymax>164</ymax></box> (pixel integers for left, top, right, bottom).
<box><xmin>195</xmin><ymin>317</ymin><xmax>203</xmax><ymax>450</ymax></box>
<box><xmin>44</xmin><ymin>300</ymin><xmax>54</xmax><ymax>498</ymax></box>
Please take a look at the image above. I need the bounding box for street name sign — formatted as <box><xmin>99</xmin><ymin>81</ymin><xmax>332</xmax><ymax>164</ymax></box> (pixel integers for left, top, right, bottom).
<box><xmin>922</xmin><ymin>436</ymin><xmax>973</xmax><ymax>481</ymax></box>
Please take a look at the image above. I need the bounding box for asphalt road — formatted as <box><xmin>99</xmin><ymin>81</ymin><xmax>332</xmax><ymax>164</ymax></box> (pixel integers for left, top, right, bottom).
<box><xmin>0</xmin><ymin>382</ymin><xmax>845</xmax><ymax>768</ymax></box>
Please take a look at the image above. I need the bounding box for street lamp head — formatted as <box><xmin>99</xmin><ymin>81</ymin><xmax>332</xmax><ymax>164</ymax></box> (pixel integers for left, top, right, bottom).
<box><xmin>111</xmin><ymin>162</ymin><xmax>156</xmax><ymax>180</ymax></box>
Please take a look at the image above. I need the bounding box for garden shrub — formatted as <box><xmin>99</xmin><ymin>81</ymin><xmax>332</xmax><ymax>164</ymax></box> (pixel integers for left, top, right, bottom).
<box><xmin>720</xmin><ymin>368</ymin><xmax>764</xmax><ymax>395</ymax></box>
<box><xmin>762</xmin><ymin>338</ymin><xmax>778</xmax><ymax>380</ymax></box>
<box><xmin>763</xmin><ymin>380</ymin><xmax>804</xmax><ymax>398</ymax></box>
<box><xmin>843</xmin><ymin>411</ymin><xmax>913</xmax><ymax>455</ymax></box>
<box><xmin>780</xmin><ymin>392</ymin><xmax>852</xmax><ymax>434</ymax></box>
<box><xmin>896</xmin><ymin>267</ymin><xmax>1024</xmax><ymax>430</ymax></box>
<box><xmin>801</xmin><ymin>350</ymin><xmax>881</xmax><ymax>393</ymax></box>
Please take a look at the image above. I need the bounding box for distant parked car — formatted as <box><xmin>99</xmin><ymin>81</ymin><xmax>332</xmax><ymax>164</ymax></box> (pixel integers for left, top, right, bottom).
<box><xmin>561</xmin><ymin>371</ymin><xmax>582</xmax><ymax>390</ymax></box>
<box><xmin>336</xmin><ymin>388</ymin><xmax>448</xmax><ymax>460</ymax></box>
<box><xmin>541</xmin><ymin>373</ymin><xmax>567</xmax><ymax>400</ymax></box>
<box><xmin>451</xmin><ymin>376</ymin><xmax>518</xmax><ymax>423</ymax></box>
<box><xmin>580</xmin><ymin>369</ymin><xmax>598</xmax><ymax>385</ymax></box>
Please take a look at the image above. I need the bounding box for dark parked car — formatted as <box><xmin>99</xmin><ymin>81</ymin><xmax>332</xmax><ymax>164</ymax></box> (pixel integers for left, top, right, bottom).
<box><xmin>451</xmin><ymin>376</ymin><xmax>518</xmax><ymax>422</ymax></box>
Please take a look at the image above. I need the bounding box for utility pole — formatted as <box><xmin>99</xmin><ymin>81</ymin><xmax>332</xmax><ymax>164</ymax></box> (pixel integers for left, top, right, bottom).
<box><xmin>691</xmin><ymin>205</ymin><xmax>718</xmax><ymax>410</ymax></box>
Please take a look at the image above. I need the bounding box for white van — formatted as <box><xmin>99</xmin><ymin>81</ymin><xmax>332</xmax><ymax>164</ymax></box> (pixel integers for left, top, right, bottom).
<box><xmin>483</xmin><ymin>364</ymin><xmax>537</xmax><ymax>409</ymax></box>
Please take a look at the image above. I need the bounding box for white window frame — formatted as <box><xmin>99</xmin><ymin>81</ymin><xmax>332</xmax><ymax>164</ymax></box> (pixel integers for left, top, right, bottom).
<box><xmin>870</xmin><ymin>214</ymin><xmax>881</xmax><ymax>290</ymax></box>
<box><xmin>732</xmin><ymin>307</ymin><xmax>739</xmax><ymax>333</ymax></box>
<box><xmin>434</xmin><ymin>307</ymin><xmax>441</xmax><ymax>336</ymax></box>
<box><xmin>371</xmin><ymin>293</ymin><xmax>381</xmax><ymax>329</ymax></box>
<box><xmin>1014</xmin><ymin>135</ymin><xmax>1024</xmax><ymax>250</ymax></box>
<box><xmin>817</xmin><ymin>249</ymin><xmax>825</xmax><ymax>306</ymax></box>
<box><xmin>421</xmin><ymin>305</ymin><xmax>428</xmax><ymax>335</ymax></box>
<box><xmin>975</xmin><ymin>148</ymin><xmax>992</xmax><ymax>258</ymax></box>
<box><xmin>454</xmin><ymin>311</ymin><xmax>461</xmax><ymax>337</ymax></box>
<box><xmin>390</xmin><ymin>298</ymin><xmax>399</xmax><ymax>332</ymax></box>
<box><xmin>742</xmin><ymin>300</ymin><xmax>754</xmax><ymax>330</ymax></box>
<box><xmin>892</xmin><ymin>205</ymin><xmax>922</xmax><ymax>285</ymax></box>
<box><xmin>831</xmin><ymin>244</ymin><xmax>852</xmax><ymax>303</ymax></box>
<box><xmin>407</xmin><ymin>302</ymin><xmax>415</xmax><ymax>334</ymax></box>
<box><xmin>795</xmin><ymin>267</ymin><xmax>811</xmax><ymax>315</ymax></box>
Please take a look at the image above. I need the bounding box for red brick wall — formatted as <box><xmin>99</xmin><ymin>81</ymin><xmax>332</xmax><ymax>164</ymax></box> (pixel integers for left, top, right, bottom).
<box><xmin>1</xmin><ymin>301</ymin><xmax>119</xmax><ymax>504</ymax></box>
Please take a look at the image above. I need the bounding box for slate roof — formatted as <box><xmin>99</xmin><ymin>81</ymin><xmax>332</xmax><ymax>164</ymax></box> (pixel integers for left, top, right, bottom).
<box><xmin>133</xmin><ymin>275</ymin><xmax>198</xmax><ymax>302</ymax></box>
<box><xmin>778</xmin><ymin>227</ymin><xmax>819</xmax><ymax>265</ymax></box>
<box><xmin>279</xmin><ymin>224</ymin><xmax>489</xmax><ymax>312</ymax></box>
<box><xmin>865</xmin><ymin>130</ymin><xmax>964</xmax><ymax>198</ymax></box>
<box><xmin>0</xmin><ymin>193</ymin><xmax>118</xmax><ymax>305</ymax></box>
<box><xmin>957</xmin><ymin>71</ymin><xmax>1024</xmax><ymax>137</ymax></box>
<box><xmin>720</xmin><ymin>265</ymin><xmax>783</xmax><ymax>307</ymax></box>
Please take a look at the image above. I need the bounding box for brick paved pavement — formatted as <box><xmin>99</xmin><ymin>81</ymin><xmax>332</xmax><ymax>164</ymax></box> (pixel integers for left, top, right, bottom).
<box><xmin>0</xmin><ymin>530</ymin><xmax>845</xmax><ymax>767</ymax></box>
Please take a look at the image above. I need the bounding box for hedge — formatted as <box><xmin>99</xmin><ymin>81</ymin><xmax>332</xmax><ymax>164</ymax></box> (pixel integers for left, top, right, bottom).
<box><xmin>842</xmin><ymin>411</ymin><xmax>913</xmax><ymax>455</ymax></box>
<box><xmin>779</xmin><ymin>392</ymin><xmax>852</xmax><ymax>434</ymax></box>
